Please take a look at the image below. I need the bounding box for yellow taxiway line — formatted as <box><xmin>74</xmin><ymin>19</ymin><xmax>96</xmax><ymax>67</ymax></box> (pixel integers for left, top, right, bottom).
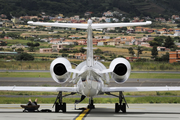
<box><xmin>75</xmin><ymin>108</ymin><xmax>90</xmax><ymax>120</ymax></box>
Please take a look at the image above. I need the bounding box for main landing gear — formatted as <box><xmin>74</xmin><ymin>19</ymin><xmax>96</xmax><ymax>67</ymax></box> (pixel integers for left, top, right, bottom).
<box><xmin>106</xmin><ymin>91</ymin><xmax>128</xmax><ymax>113</ymax></box>
<box><xmin>53</xmin><ymin>92</ymin><xmax>76</xmax><ymax>112</ymax></box>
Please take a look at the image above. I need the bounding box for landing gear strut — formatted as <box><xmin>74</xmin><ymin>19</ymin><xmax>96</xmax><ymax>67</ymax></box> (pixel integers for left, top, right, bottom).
<box><xmin>53</xmin><ymin>92</ymin><xmax>75</xmax><ymax>112</ymax></box>
<box><xmin>106</xmin><ymin>91</ymin><xmax>128</xmax><ymax>113</ymax></box>
<box><xmin>87</xmin><ymin>98</ymin><xmax>95</xmax><ymax>109</ymax></box>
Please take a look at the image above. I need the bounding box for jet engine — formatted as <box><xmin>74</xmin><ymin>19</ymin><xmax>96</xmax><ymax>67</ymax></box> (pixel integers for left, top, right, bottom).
<box><xmin>50</xmin><ymin>58</ymin><xmax>72</xmax><ymax>84</ymax></box>
<box><xmin>109</xmin><ymin>58</ymin><xmax>131</xmax><ymax>84</ymax></box>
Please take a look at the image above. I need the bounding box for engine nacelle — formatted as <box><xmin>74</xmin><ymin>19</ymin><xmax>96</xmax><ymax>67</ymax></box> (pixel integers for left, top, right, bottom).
<box><xmin>109</xmin><ymin>58</ymin><xmax>131</xmax><ymax>84</ymax></box>
<box><xmin>50</xmin><ymin>58</ymin><xmax>72</xmax><ymax>84</ymax></box>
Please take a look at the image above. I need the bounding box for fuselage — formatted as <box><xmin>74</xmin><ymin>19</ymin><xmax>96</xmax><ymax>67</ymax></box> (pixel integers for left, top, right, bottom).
<box><xmin>72</xmin><ymin>61</ymin><xmax>110</xmax><ymax>97</ymax></box>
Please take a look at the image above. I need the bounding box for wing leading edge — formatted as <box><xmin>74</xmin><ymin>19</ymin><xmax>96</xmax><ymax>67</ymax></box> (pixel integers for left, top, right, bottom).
<box><xmin>102</xmin><ymin>87</ymin><xmax>180</xmax><ymax>92</ymax></box>
<box><xmin>0</xmin><ymin>86</ymin><xmax>77</xmax><ymax>92</ymax></box>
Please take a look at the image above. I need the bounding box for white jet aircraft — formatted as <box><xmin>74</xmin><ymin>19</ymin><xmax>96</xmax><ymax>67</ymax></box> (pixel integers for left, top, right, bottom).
<box><xmin>1</xmin><ymin>19</ymin><xmax>180</xmax><ymax>113</ymax></box>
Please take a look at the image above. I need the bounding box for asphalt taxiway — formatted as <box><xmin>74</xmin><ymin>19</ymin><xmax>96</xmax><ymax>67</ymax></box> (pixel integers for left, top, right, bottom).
<box><xmin>0</xmin><ymin>104</ymin><xmax>180</xmax><ymax>120</ymax></box>
<box><xmin>0</xmin><ymin>77</ymin><xmax>180</xmax><ymax>87</ymax></box>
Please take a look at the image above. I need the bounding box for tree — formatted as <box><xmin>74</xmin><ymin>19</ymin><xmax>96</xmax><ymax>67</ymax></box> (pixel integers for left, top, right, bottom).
<box><xmin>6</xmin><ymin>32</ymin><xmax>20</xmax><ymax>39</ymax></box>
<box><xmin>100</xmin><ymin>19</ymin><xmax>106</xmax><ymax>23</ymax></box>
<box><xmin>27</xmin><ymin>42</ymin><xmax>40</xmax><ymax>52</ymax></box>
<box><xmin>161</xmin><ymin>52</ymin><xmax>169</xmax><ymax>62</ymax></box>
<box><xmin>79</xmin><ymin>47</ymin><xmax>86</xmax><ymax>53</ymax></box>
<box><xmin>0</xmin><ymin>48</ymin><xmax>4</xmax><ymax>51</ymax></box>
<box><xmin>16</xmin><ymin>52</ymin><xmax>34</xmax><ymax>61</ymax></box>
<box><xmin>177</xmin><ymin>24</ymin><xmax>180</xmax><ymax>28</ymax></box>
<box><xmin>62</xmin><ymin>53</ymin><xmax>68</xmax><ymax>57</ymax></box>
<box><xmin>128</xmin><ymin>47</ymin><xmax>135</xmax><ymax>56</ymax></box>
<box><xmin>16</xmin><ymin>48</ymin><xmax>24</xmax><ymax>53</ymax></box>
<box><xmin>151</xmin><ymin>46</ymin><xmax>158</xmax><ymax>58</ymax></box>
<box><xmin>95</xmin><ymin>48</ymin><xmax>103</xmax><ymax>55</ymax></box>
<box><xmin>123</xmin><ymin>18</ymin><xmax>130</xmax><ymax>22</ymax></box>
<box><xmin>137</xmin><ymin>46</ymin><xmax>143</xmax><ymax>58</ymax></box>
<box><xmin>34</xmin><ymin>43</ymin><xmax>40</xmax><ymax>47</ymax></box>
<box><xmin>0</xmin><ymin>31</ymin><xmax>6</xmax><ymax>38</ymax></box>
<box><xmin>0</xmin><ymin>41</ymin><xmax>7</xmax><ymax>46</ymax></box>
<box><xmin>163</xmin><ymin>36</ymin><xmax>174</xmax><ymax>48</ymax></box>
<box><xmin>149</xmin><ymin>37</ymin><xmax>163</xmax><ymax>46</ymax></box>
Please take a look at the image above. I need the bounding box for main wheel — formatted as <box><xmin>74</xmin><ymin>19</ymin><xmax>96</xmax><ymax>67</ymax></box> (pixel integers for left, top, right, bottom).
<box><xmin>115</xmin><ymin>103</ymin><xmax>119</xmax><ymax>113</ymax></box>
<box><xmin>122</xmin><ymin>103</ymin><xmax>126</xmax><ymax>113</ymax></box>
<box><xmin>62</xmin><ymin>103</ymin><xmax>66</xmax><ymax>113</ymax></box>
<box><xmin>55</xmin><ymin>103</ymin><xmax>59</xmax><ymax>112</ymax></box>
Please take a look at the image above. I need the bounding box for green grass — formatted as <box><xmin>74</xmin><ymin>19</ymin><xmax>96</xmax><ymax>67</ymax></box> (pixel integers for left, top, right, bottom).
<box><xmin>0</xmin><ymin>91</ymin><xmax>59</xmax><ymax>95</ymax></box>
<box><xmin>129</xmin><ymin>73</ymin><xmax>180</xmax><ymax>79</ymax></box>
<box><xmin>1</xmin><ymin>61</ymin><xmax>180</xmax><ymax>71</ymax></box>
<box><xmin>0</xmin><ymin>72</ymin><xmax>51</xmax><ymax>78</ymax></box>
<box><xmin>0</xmin><ymin>97</ymin><xmax>180</xmax><ymax>104</ymax></box>
<box><xmin>0</xmin><ymin>72</ymin><xmax>180</xmax><ymax>79</ymax></box>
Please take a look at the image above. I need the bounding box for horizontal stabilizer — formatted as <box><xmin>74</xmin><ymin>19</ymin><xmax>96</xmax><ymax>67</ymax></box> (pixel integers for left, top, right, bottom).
<box><xmin>28</xmin><ymin>21</ymin><xmax>152</xmax><ymax>29</ymax></box>
<box><xmin>28</xmin><ymin>21</ymin><xmax>88</xmax><ymax>29</ymax></box>
<box><xmin>92</xmin><ymin>21</ymin><xmax>152</xmax><ymax>29</ymax></box>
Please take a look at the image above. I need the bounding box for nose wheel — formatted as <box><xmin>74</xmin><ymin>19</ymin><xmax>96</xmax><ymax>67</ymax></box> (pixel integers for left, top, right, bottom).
<box><xmin>87</xmin><ymin>98</ymin><xmax>95</xmax><ymax>109</ymax></box>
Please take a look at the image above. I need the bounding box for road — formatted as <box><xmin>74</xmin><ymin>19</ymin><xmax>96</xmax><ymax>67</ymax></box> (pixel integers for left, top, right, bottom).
<box><xmin>0</xmin><ymin>77</ymin><xmax>180</xmax><ymax>87</ymax></box>
<box><xmin>0</xmin><ymin>104</ymin><xmax>180</xmax><ymax>120</ymax></box>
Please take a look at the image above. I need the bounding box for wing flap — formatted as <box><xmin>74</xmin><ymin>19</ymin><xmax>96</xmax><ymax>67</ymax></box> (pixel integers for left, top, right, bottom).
<box><xmin>102</xmin><ymin>86</ymin><xmax>180</xmax><ymax>92</ymax></box>
<box><xmin>0</xmin><ymin>86</ymin><xmax>77</xmax><ymax>92</ymax></box>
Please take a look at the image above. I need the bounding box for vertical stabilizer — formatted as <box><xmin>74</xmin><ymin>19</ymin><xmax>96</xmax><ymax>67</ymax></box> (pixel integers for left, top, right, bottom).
<box><xmin>86</xmin><ymin>19</ymin><xmax>94</xmax><ymax>67</ymax></box>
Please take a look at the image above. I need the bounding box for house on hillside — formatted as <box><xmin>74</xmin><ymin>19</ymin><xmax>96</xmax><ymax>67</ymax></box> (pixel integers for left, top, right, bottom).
<box><xmin>40</xmin><ymin>48</ymin><xmax>52</xmax><ymax>53</ymax></box>
<box><xmin>76</xmin><ymin>39</ymin><xmax>86</xmax><ymax>45</ymax></box>
<box><xmin>135</xmin><ymin>27</ymin><xmax>144</xmax><ymax>32</ymax></box>
<box><xmin>50</xmin><ymin>39</ymin><xmax>62</xmax><ymax>44</ymax></box>
<box><xmin>103</xmin><ymin>11</ymin><xmax>113</xmax><ymax>17</ymax></box>
<box><xmin>169</xmin><ymin>50</ymin><xmax>180</xmax><ymax>63</ymax></box>
<box><xmin>74</xmin><ymin>53</ymin><xmax>100</xmax><ymax>60</ymax></box>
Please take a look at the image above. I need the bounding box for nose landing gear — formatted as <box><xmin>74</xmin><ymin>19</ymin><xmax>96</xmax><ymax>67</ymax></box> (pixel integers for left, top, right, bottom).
<box><xmin>87</xmin><ymin>98</ymin><xmax>95</xmax><ymax>109</ymax></box>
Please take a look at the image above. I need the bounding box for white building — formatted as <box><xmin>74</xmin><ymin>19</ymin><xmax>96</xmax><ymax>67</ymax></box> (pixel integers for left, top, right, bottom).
<box><xmin>174</xmin><ymin>30</ymin><xmax>180</xmax><ymax>36</ymax></box>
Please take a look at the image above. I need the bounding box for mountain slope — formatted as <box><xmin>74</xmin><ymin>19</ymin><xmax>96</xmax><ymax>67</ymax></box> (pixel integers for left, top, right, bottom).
<box><xmin>0</xmin><ymin>0</ymin><xmax>180</xmax><ymax>18</ymax></box>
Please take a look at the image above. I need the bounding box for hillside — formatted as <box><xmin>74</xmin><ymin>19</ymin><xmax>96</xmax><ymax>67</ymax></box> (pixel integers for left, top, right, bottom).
<box><xmin>0</xmin><ymin>0</ymin><xmax>180</xmax><ymax>19</ymax></box>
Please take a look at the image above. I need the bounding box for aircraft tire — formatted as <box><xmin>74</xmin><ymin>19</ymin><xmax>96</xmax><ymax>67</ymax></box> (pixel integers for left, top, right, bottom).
<box><xmin>55</xmin><ymin>103</ymin><xmax>59</xmax><ymax>112</ymax></box>
<box><xmin>122</xmin><ymin>103</ymin><xmax>126</xmax><ymax>113</ymax></box>
<box><xmin>62</xmin><ymin>103</ymin><xmax>66</xmax><ymax>113</ymax></box>
<box><xmin>115</xmin><ymin>103</ymin><xmax>119</xmax><ymax>113</ymax></box>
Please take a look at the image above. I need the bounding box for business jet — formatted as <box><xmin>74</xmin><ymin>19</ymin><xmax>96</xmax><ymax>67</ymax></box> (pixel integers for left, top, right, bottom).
<box><xmin>0</xmin><ymin>19</ymin><xmax>180</xmax><ymax>113</ymax></box>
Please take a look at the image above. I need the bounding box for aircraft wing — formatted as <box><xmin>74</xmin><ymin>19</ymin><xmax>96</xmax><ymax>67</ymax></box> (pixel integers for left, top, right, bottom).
<box><xmin>0</xmin><ymin>86</ymin><xmax>77</xmax><ymax>92</ymax></box>
<box><xmin>28</xmin><ymin>21</ymin><xmax>152</xmax><ymax>29</ymax></box>
<box><xmin>102</xmin><ymin>86</ymin><xmax>180</xmax><ymax>92</ymax></box>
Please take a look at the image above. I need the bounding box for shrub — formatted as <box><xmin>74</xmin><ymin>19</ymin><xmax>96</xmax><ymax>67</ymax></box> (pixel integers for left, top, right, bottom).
<box><xmin>16</xmin><ymin>52</ymin><xmax>34</xmax><ymax>61</ymax></box>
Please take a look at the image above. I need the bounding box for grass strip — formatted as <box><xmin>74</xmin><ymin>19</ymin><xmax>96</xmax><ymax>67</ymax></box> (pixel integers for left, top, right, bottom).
<box><xmin>0</xmin><ymin>97</ymin><xmax>180</xmax><ymax>104</ymax></box>
<box><xmin>0</xmin><ymin>72</ymin><xmax>51</xmax><ymax>78</ymax></box>
<box><xmin>0</xmin><ymin>72</ymin><xmax>180</xmax><ymax>79</ymax></box>
<box><xmin>130</xmin><ymin>73</ymin><xmax>180</xmax><ymax>79</ymax></box>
